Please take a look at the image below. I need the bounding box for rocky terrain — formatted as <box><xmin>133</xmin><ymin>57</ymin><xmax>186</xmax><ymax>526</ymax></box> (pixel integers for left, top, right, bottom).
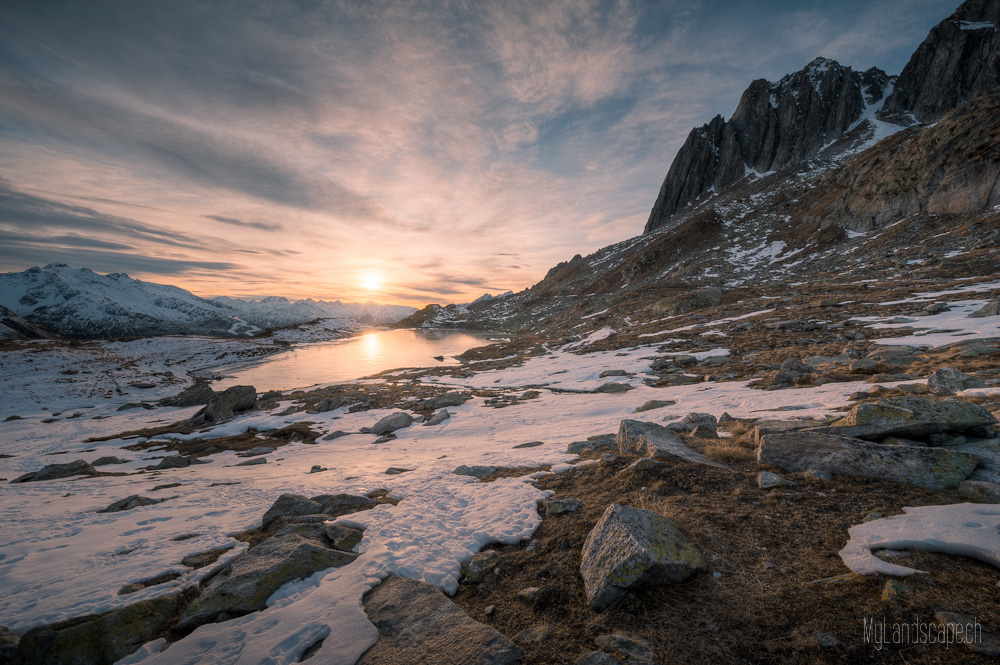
<box><xmin>2</xmin><ymin>1</ymin><xmax>1000</xmax><ymax>664</ymax></box>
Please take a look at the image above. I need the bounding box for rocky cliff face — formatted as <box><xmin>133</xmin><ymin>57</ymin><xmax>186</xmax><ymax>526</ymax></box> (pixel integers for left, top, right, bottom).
<box><xmin>878</xmin><ymin>0</ymin><xmax>1000</xmax><ymax>123</ymax></box>
<box><xmin>644</xmin><ymin>59</ymin><xmax>892</xmax><ymax>234</ymax></box>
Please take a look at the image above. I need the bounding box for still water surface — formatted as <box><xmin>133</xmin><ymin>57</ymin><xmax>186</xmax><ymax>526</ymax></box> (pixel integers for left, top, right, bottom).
<box><xmin>211</xmin><ymin>328</ymin><xmax>502</xmax><ymax>391</ymax></box>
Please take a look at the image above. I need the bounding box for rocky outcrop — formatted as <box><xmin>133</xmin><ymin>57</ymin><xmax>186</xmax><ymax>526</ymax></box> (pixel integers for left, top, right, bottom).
<box><xmin>757</xmin><ymin>431</ymin><xmax>978</xmax><ymax>490</ymax></box>
<box><xmin>645</xmin><ymin>58</ymin><xmax>891</xmax><ymax>233</ymax></box>
<box><xmin>879</xmin><ymin>0</ymin><xmax>1000</xmax><ymax>124</ymax></box>
<box><xmin>580</xmin><ymin>504</ymin><xmax>705</xmax><ymax>610</ymax></box>
<box><xmin>617</xmin><ymin>420</ymin><xmax>726</xmax><ymax>468</ymax></box>
<box><xmin>9</xmin><ymin>595</ymin><xmax>178</xmax><ymax>665</ymax></box>
<box><xmin>176</xmin><ymin>533</ymin><xmax>356</xmax><ymax>631</ymax></box>
<box><xmin>194</xmin><ymin>385</ymin><xmax>257</xmax><ymax>423</ymax></box>
<box><xmin>10</xmin><ymin>459</ymin><xmax>97</xmax><ymax>483</ymax></box>
<box><xmin>356</xmin><ymin>576</ymin><xmax>522</xmax><ymax>665</ymax></box>
<box><xmin>928</xmin><ymin>367</ymin><xmax>986</xmax><ymax>394</ymax></box>
<box><xmin>831</xmin><ymin>395</ymin><xmax>997</xmax><ymax>440</ymax></box>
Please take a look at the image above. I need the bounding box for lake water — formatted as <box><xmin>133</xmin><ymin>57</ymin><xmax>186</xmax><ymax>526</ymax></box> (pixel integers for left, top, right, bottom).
<box><xmin>210</xmin><ymin>328</ymin><xmax>503</xmax><ymax>391</ymax></box>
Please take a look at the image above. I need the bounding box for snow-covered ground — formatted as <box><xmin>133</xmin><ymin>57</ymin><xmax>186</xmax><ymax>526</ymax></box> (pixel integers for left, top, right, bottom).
<box><xmin>1</xmin><ymin>310</ymin><xmax>998</xmax><ymax>664</ymax></box>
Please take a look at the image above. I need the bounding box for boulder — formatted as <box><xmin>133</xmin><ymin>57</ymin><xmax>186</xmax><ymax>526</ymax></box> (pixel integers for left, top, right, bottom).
<box><xmin>580</xmin><ymin>504</ymin><xmax>705</xmax><ymax>610</ymax></box>
<box><xmin>177</xmin><ymin>533</ymin><xmax>356</xmax><ymax>631</ymax></box>
<box><xmin>617</xmin><ymin>420</ymin><xmax>726</xmax><ymax>468</ymax></box>
<box><xmin>958</xmin><ymin>480</ymin><xmax>1000</xmax><ymax>504</ymax></box>
<box><xmin>599</xmin><ymin>369</ymin><xmax>628</xmax><ymax>378</ymax></box>
<box><xmin>831</xmin><ymin>396</ymin><xmax>997</xmax><ymax>440</ymax></box>
<box><xmin>91</xmin><ymin>456</ymin><xmax>128</xmax><ymax>466</ymax></box>
<box><xmin>99</xmin><ymin>495</ymin><xmax>161</xmax><ymax>513</ymax></box>
<box><xmin>148</xmin><ymin>455</ymin><xmax>206</xmax><ymax>470</ymax></box>
<box><xmin>325</xmin><ymin>524</ymin><xmax>364</xmax><ymax>551</ymax></box>
<box><xmin>927</xmin><ymin>367</ymin><xmax>986</xmax><ymax>395</ymax></box>
<box><xmin>414</xmin><ymin>392</ymin><xmax>472</xmax><ymax>410</ymax></box>
<box><xmin>462</xmin><ymin>550</ymin><xmax>501</xmax><ymax>583</ymax></box>
<box><xmin>666</xmin><ymin>412</ymin><xmax>717</xmax><ymax>434</ymax></box>
<box><xmin>771</xmin><ymin>358</ymin><xmax>814</xmax><ymax>387</ymax></box>
<box><xmin>567</xmin><ymin>434</ymin><xmax>617</xmax><ymax>455</ymax></box>
<box><xmin>10</xmin><ymin>459</ymin><xmax>97</xmax><ymax>483</ymax></box>
<box><xmin>757</xmin><ymin>431</ymin><xmax>978</xmax><ymax>490</ymax></box>
<box><xmin>356</xmin><ymin>576</ymin><xmax>522</xmax><ymax>665</ymax></box>
<box><xmin>635</xmin><ymin>400</ymin><xmax>675</xmax><ymax>413</ymax></box>
<box><xmin>423</xmin><ymin>410</ymin><xmax>451</xmax><ymax>426</ymax></box>
<box><xmin>196</xmin><ymin>385</ymin><xmax>257</xmax><ymax>423</ymax></box>
<box><xmin>9</xmin><ymin>595</ymin><xmax>177</xmax><ymax>665</ymax></box>
<box><xmin>757</xmin><ymin>471</ymin><xmax>793</xmax><ymax>489</ymax></box>
<box><xmin>970</xmin><ymin>299</ymin><xmax>1000</xmax><ymax>318</ymax></box>
<box><xmin>238</xmin><ymin>446</ymin><xmax>274</xmax><ymax>457</ymax></box>
<box><xmin>370</xmin><ymin>412</ymin><xmax>415</xmax><ymax>435</ymax></box>
<box><xmin>234</xmin><ymin>457</ymin><xmax>266</xmax><ymax>467</ymax></box>
<box><xmin>322</xmin><ymin>430</ymin><xmax>350</xmax><ymax>441</ymax></box>
<box><xmin>261</xmin><ymin>493</ymin><xmax>376</xmax><ymax>528</ymax></box>
<box><xmin>164</xmin><ymin>383</ymin><xmax>215</xmax><ymax>407</ymax></box>
<box><xmin>595</xmin><ymin>382</ymin><xmax>633</xmax><ymax>394</ymax></box>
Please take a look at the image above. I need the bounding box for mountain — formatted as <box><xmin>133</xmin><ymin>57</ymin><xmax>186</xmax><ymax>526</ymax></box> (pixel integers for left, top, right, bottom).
<box><xmin>0</xmin><ymin>264</ymin><xmax>415</xmax><ymax>339</ymax></box>
<box><xmin>878</xmin><ymin>0</ymin><xmax>1000</xmax><ymax>123</ymax></box>
<box><xmin>644</xmin><ymin>58</ymin><xmax>895</xmax><ymax>233</ymax></box>
<box><xmin>409</xmin><ymin>0</ymin><xmax>1000</xmax><ymax>339</ymax></box>
<box><xmin>0</xmin><ymin>304</ymin><xmax>59</xmax><ymax>340</ymax></box>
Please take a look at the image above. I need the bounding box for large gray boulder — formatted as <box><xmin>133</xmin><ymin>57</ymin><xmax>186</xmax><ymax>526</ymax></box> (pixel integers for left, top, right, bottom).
<box><xmin>370</xmin><ymin>412</ymin><xmax>415</xmax><ymax>435</ymax></box>
<box><xmin>970</xmin><ymin>299</ymin><xmax>1000</xmax><ymax>318</ymax></box>
<box><xmin>9</xmin><ymin>595</ymin><xmax>177</xmax><ymax>665</ymax></box>
<box><xmin>831</xmin><ymin>396</ymin><xmax>997</xmax><ymax>440</ymax></box>
<box><xmin>176</xmin><ymin>533</ymin><xmax>356</xmax><ymax>631</ymax></box>
<box><xmin>163</xmin><ymin>383</ymin><xmax>215</xmax><ymax>407</ymax></box>
<box><xmin>10</xmin><ymin>459</ymin><xmax>97</xmax><ymax>483</ymax></box>
<box><xmin>757</xmin><ymin>431</ymin><xmax>978</xmax><ymax>490</ymax></box>
<box><xmin>197</xmin><ymin>385</ymin><xmax>257</xmax><ymax>423</ymax></box>
<box><xmin>617</xmin><ymin>420</ymin><xmax>726</xmax><ymax>468</ymax></box>
<box><xmin>927</xmin><ymin>367</ymin><xmax>986</xmax><ymax>395</ymax></box>
<box><xmin>356</xmin><ymin>576</ymin><xmax>522</xmax><ymax>665</ymax></box>
<box><xmin>580</xmin><ymin>504</ymin><xmax>705</xmax><ymax>611</ymax></box>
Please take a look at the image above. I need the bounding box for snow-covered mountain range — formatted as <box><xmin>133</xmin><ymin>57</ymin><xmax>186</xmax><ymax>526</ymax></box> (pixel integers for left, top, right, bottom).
<box><xmin>0</xmin><ymin>264</ymin><xmax>415</xmax><ymax>339</ymax></box>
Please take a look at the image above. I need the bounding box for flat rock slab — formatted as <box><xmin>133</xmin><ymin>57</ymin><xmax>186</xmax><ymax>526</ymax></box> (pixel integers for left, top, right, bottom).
<box><xmin>10</xmin><ymin>595</ymin><xmax>177</xmax><ymax>665</ymax></box>
<box><xmin>758</xmin><ymin>431</ymin><xmax>977</xmax><ymax>490</ymax></box>
<box><xmin>11</xmin><ymin>459</ymin><xmax>97</xmax><ymax>483</ymax></box>
<box><xmin>177</xmin><ymin>533</ymin><xmax>356</xmax><ymax>630</ymax></box>
<box><xmin>617</xmin><ymin>420</ymin><xmax>727</xmax><ymax>469</ymax></box>
<box><xmin>356</xmin><ymin>576</ymin><xmax>522</xmax><ymax>665</ymax></box>
<box><xmin>580</xmin><ymin>503</ymin><xmax>705</xmax><ymax>611</ymax></box>
<box><xmin>831</xmin><ymin>396</ymin><xmax>997</xmax><ymax>440</ymax></box>
<box><xmin>261</xmin><ymin>492</ymin><xmax>376</xmax><ymax>528</ymax></box>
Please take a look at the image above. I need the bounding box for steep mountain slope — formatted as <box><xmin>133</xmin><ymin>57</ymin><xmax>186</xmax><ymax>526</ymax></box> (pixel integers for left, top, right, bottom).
<box><xmin>879</xmin><ymin>0</ymin><xmax>1000</xmax><ymax>123</ymax></box>
<box><xmin>644</xmin><ymin>58</ymin><xmax>895</xmax><ymax>233</ymax></box>
<box><xmin>0</xmin><ymin>305</ymin><xmax>59</xmax><ymax>340</ymax></box>
<box><xmin>0</xmin><ymin>265</ymin><xmax>415</xmax><ymax>339</ymax></box>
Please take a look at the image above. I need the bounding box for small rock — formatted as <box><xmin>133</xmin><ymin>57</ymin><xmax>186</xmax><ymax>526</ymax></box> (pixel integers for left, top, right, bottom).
<box><xmin>881</xmin><ymin>579</ymin><xmax>911</xmax><ymax>603</ymax></box>
<box><xmin>927</xmin><ymin>367</ymin><xmax>986</xmax><ymax>395</ymax></box>
<box><xmin>617</xmin><ymin>458</ymin><xmax>660</xmax><ymax>475</ymax></box>
<box><xmin>545</xmin><ymin>498</ymin><xmax>581</xmax><ymax>515</ymax></box>
<box><xmin>91</xmin><ymin>456</ymin><xmax>128</xmax><ymax>466</ymax></box>
<box><xmin>484</xmin><ymin>605</ymin><xmax>495</xmax><ymax>616</ymax></box>
<box><xmin>813</xmin><ymin>631</ymin><xmax>840</xmax><ymax>649</ymax></box>
<box><xmin>238</xmin><ymin>446</ymin><xmax>274</xmax><ymax>457</ymax></box>
<box><xmin>635</xmin><ymin>400</ymin><xmax>675</xmax><ymax>413</ymax></box>
<box><xmin>234</xmin><ymin>457</ymin><xmax>266</xmax><ymax>466</ymax></box>
<box><xmin>99</xmin><ymin>495</ymin><xmax>162</xmax><ymax>513</ymax></box>
<box><xmin>516</xmin><ymin>587</ymin><xmax>541</xmax><ymax>603</ymax></box>
<box><xmin>463</xmin><ymin>551</ymin><xmax>501</xmax><ymax>584</ymax></box>
<box><xmin>594</xmin><ymin>631</ymin><xmax>661</xmax><ymax>665</ymax></box>
<box><xmin>514</xmin><ymin>624</ymin><xmax>552</xmax><ymax>644</ymax></box>
<box><xmin>10</xmin><ymin>459</ymin><xmax>97</xmax><ymax>483</ymax></box>
<box><xmin>3</xmin><ymin>415</ymin><xmax>22</xmax><ymax>422</ymax></box>
<box><xmin>599</xmin><ymin>369</ymin><xmax>628</xmax><ymax>378</ymax></box>
<box><xmin>148</xmin><ymin>455</ymin><xmax>207</xmax><ymax>470</ymax></box>
<box><xmin>384</xmin><ymin>467</ymin><xmax>411</xmax><ymax>475</ymax></box>
<box><xmin>863</xmin><ymin>511</ymin><xmax>884</xmax><ymax>522</ymax></box>
<box><xmin>423</xmin><ymin>410</ymin><xmax>451</xmax><ymax>426</ymax></box>
<box><xmin>566</xmin><ymin>434</ymin><xmax>617</xmax><ymax>455</ymax></box>
<box><xmin>595</xmin><ymin>382</ymin><xmax>633</xmax><ymax>394</ymax></box>
<box><xmin>513</xmin><ymin>440</ymin><xmax>544</xmax><ymax>449</ymax></box>
<box><xmin>309</xmin><ymin>465</ymin><xmax>327</xmax><ymax>474</ymax></box>
<box><xmin>958</xmin><ymin>480</ymin><xmax>1000</xmax><ymax>503</ymax></box>
<box><xmin>322</xmin><ymin>430</ymin><xmax>350</xmax><ymax>441</ymax></box>
<box><xmin>803</xmin><ymin>469</ymin><xmax>832</xmax><ymax>481</ymax></box>
<box><xmin>757</xmin><ymin>471</ymin><xmax>793</xmax><ymax>489</ymax></box>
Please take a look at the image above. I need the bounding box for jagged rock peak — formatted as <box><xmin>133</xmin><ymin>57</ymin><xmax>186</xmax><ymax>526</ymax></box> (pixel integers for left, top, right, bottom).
<box><xmin>879</xmin><ymin>0</ymin><xmax>1000</xmax><ymax>124</ymax></box>
<box><xmin>644</xmin><ymin>58</ymin><xmax>892</xmax><ymax>234</ymax></box>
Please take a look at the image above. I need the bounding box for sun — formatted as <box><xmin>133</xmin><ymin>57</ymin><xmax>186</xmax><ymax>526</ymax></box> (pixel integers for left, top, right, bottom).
<box><xmin>360</xmin><ymin>272</ymin><xmax>382</xmax><ymax>291</ymax></box>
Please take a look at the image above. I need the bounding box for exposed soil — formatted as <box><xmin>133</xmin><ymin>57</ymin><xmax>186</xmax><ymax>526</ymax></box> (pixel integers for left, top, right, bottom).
<box><xmin>452</xmin><ymin>458</ymin><xmax>1000</xmax><ymax>664</ymax></box>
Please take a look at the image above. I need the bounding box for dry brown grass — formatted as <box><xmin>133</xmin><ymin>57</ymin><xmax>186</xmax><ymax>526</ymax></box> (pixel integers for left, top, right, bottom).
<box><xmin>704</xmin><ymin>440</ymin><xmax>757</xmax><ymax>463</ymax></box>
<box><xmin>451</xmin><ymin>457</ymin><xmax>1000</xmax><ymax>665</ymax></box>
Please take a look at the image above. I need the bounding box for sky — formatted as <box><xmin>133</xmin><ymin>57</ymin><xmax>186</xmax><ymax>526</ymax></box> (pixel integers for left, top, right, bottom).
<box><xmin>0</xmin><ymin>0</ymin><xmax>960</xmax><ymax>306</ymax></box>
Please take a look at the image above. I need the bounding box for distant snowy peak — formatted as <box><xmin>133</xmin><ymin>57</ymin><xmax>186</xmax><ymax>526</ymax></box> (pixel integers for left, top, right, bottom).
<box><xmin>0</xmin><ymin>265</ymin><xmax>415</xmax><ymax>339</ymax></box>
<box><xmin>467</xmin><ymin>291</ymin><xmax>514</xmax><ymax>306</ymax></box>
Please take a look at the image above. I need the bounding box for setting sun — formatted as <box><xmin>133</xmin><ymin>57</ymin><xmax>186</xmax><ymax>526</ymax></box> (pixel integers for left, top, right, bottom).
<box><xmin>360</xmin><ymin>272</ymin><xmax>382</xmax><ymax>291</ymax></box>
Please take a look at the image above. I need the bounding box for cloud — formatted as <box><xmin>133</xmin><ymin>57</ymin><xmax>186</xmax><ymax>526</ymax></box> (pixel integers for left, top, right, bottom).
<box><xmin>206</xmin><ymin>215</ymin><xmax>283</xmax><ymax>231</ymax></box>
